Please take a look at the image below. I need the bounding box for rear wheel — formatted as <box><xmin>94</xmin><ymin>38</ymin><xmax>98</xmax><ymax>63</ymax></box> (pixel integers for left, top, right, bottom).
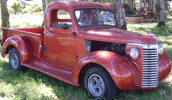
<box><xmin>84</xmin><ymin>66</ymin><xmax>118</xmax><ymax>99</ymax></box>
<box><xmin>9</xmin><ymin>48</ymin><xmax>25</xmax><ymax>71</ymax></box>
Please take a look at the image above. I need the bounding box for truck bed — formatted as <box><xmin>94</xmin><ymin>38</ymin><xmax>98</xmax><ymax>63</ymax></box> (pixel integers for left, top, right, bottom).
<box><xmin>1</xmin><ymin>27</ymin><xmax>44</xmax><ymax>58</ymax></box>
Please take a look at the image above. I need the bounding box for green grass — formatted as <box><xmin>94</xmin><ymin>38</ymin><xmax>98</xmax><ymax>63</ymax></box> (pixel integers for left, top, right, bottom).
<box><xmin>0</xmin><ymin>51</ymin><xmax>90</xmax><ymax>100</ymax></box>
<box><xmin>0</xmin><ymin>10</ymin><xmax>172</xmax><ymax>100</ymax></box>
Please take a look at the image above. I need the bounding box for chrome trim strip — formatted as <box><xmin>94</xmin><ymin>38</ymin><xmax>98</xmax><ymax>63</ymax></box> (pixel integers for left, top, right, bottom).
<box><xmin>127</xmin><ymin>43</ymin><xmax>158</xmax><ymax>49</ymax></box>
<box><xmin>145</xmin><ymin>34</ymin><xmax>158</xmax><ymax>44</ymax></box>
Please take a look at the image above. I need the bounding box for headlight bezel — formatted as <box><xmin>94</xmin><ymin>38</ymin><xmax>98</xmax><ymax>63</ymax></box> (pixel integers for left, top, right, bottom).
<box><xmin>158</xmin><ymin>44</ymin><xmax>163</xmax><ymax>55</ymax></box>
<box><xmin>130</xmin><ymin>48</ymin><xmax>139</xmax><ymax>60</ymax></box>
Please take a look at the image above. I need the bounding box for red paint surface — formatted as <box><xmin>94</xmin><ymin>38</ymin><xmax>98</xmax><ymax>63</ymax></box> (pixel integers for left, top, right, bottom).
<box><xmin>0</xmin><ymin>1</ymin><xmax>171</xmax><ymax>90</ymax></box>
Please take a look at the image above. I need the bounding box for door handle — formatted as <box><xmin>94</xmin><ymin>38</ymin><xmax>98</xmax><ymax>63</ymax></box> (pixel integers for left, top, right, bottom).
<box><xmin>45</xmin><ymin>30</ymin><xmax>51</xmax><ymax>33</ymax></box>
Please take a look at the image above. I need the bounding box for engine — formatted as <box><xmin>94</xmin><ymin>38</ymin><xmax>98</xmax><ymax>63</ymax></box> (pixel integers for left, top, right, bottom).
<box><xmin>85</xmin><ymin>40</ymin><xmax>126</xmax><ymax>56</ymax></box>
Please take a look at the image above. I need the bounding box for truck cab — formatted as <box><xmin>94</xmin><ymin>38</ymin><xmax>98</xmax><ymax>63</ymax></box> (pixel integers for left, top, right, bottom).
<box><xmin>0</xmin><ymin>1</ymin><xmax>171</xmax><ymax>99</ymax></box>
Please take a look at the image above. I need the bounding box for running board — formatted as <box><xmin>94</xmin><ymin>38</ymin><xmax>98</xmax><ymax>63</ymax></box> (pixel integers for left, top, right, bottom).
<box><xmin>21</xmin><ymin>61</ymin><xmax>79</xmax><ymax>86</ymax></box>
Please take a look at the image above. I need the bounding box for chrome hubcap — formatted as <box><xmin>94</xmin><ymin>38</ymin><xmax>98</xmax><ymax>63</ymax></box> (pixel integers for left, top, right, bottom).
<box><xmin>88</xmin><ymin>74</ymin><xmax>105</xmax><ymax>97</ymax></box>
<box><xmin>11</xmin><ymin>53</ymin><xmax>19</xmax><ymax>69</ymax></box>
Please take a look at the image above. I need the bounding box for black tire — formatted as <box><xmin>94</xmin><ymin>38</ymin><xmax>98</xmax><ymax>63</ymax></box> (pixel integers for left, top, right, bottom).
<box><xmin>9</xmin><ymin>48</ymin><xmax>25</xmax><ymax>71</ymax></box>
<box><xmin>83</xmin><ymin>66</ymin><xmax>118</xmax><ymax>99</ymax></box>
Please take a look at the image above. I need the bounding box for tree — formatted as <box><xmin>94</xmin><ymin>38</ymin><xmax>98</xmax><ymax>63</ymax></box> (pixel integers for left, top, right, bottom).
<box><xmin>1</xmin><ymin>0</ymin><xmax>10</xmax><ymax>27</ymax></box>
<box><xmin>144</xmin><ymin>0</ymin><xmax>147</xmax><ymax>12</ymax></box>
<box><xmin>128</xmin><ymin>0</ymin><xmax>134</xmax><ymax>9</ymax></box>
<box><xmin>42</xmin><ymin>0</ymin><xmax>46</xmax><ymax>26</ymax></box>
<box><xmin>133</xmin><ymin>0</ymin><xmax>136</xmax><ymax>9</ymax></box>
<box><xmin>117</xmin><ymin>0</ymin><xmax>127</xmax><ymax>30</ymax></box>
<box><xmin>42</xmin><ymin>0</ymin><xmax>46</xmax><ymax>14</ymax></box>
<box><xmin>157</xmin><ymin>0</ymin><xmax>166</xmax><ymax>27</ymax></box>
<box><xmin>103</xmin><ymin>0</ymin><xmax>107</xmax><ymax>4</ymax></box>
<box><xmin>110</xmin><ymin>0</ymin><xmax>116</xmax><ymax>11</ymax></box>
<box><xmin>139</xmin><ymin>0</ymin><xmax>142</xmax><ymax>10</ymax></box>
<box><xmin>153</xmin><ymin>0</ymin><xmax>156</xmax><ymax>11</ymax></box>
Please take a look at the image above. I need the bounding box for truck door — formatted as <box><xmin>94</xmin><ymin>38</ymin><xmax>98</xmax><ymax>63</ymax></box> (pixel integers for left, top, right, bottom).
<box><xmin>45</xmin><ymin>9</ymin><xmax>76</xmax><ymax>71</ymax></box>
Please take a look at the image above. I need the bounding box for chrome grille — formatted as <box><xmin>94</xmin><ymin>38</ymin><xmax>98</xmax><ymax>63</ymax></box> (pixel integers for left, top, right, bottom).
<box><xmin>142</xmin><ymin>48</ymin><xmax>159</xmax><ymax>88</ymax></box>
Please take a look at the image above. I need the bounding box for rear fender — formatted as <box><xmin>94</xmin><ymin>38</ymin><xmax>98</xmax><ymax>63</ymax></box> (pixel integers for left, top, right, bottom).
<box><xmin>2</xmin><ymin>35</ymin><xmax>32</xmax><ymax>63</ymax></box>
<box><xmin>72</xmin><ymin>51</ymin><xmax>139</xmax><ymax>90</ymax></box>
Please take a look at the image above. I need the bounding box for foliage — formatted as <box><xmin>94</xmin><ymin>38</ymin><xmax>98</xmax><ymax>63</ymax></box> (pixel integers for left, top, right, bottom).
<box><xmin>9</xmin><ymin>12</ymin><xmax>43</xmax><ymax>28</ymax></box>
<box><xmin>8</xmin><ymin>0</ymin><xmax>24</xmax><ymax>14</ymax></box>
<box><xmin>22</xmin><ymin>1</ymin><xmax>43</xmax><ymax>13</ymax></box>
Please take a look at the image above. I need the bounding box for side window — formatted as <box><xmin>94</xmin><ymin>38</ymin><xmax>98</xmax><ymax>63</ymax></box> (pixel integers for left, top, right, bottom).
<box><xmin>51</xmin><ymin>10</ymin><xmax>72</xmax><ymax>28</ymax></box>
<box><xmin>57</xmin><ymin>10</ymin><xmax>71</xmax><ymax>19</ymax></box>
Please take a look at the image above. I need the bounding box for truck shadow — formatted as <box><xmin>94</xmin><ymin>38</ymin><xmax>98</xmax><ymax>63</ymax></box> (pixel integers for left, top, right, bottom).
<box><xmin>0</xmin><ymin>60</ymin><xmax>91</xmax><ymax>100</ymax></box>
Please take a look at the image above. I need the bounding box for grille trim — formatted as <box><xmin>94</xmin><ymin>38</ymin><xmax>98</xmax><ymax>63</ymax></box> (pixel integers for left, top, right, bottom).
<box><xmin>127</xmin><ymin>43</ymin><xmax>159</xmax><ymax>88</ymax></box>
<box><xmin>142</xmin><ymin>47</ymin><xmax>159</xmax><ymax>88</ymax></box>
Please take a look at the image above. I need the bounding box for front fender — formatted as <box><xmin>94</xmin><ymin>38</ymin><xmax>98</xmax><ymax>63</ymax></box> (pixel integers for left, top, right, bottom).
<box><xmin>2</xmin><ymin>35</ymin><xmax>32</xmax><ymax>63</ymax></box>
<box><xmin>72</xmin><ymin>51</ymin><xmax>139</xmax><ymax>90</ymax></box>
<box><xmin>159</xmin><ymin>52</ymin><xmax>171</xmax><ymax>81</ymax></box>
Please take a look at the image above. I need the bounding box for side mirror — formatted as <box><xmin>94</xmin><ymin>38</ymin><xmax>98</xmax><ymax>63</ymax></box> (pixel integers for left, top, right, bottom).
<box><xmin>62</xmin><ymin>23</ymin><xmax>69</xmax><ymax>30</ymax></box>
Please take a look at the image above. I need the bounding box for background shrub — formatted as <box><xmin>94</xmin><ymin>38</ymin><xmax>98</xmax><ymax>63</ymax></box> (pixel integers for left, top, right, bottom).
<box><xmin>22</xmin><ymin>1</ymin><xmax>43</xmax><ymax>13</ymax></box>
<box><xmin>8</xmin><ymin>0</ymin><xmax>24</xmax><ymax>14</ymax></box>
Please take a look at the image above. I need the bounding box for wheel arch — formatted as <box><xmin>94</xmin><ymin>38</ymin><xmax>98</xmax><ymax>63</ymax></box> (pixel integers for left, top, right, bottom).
<box><xmin>72</xmin><ymin>51</ymin><xmax>138</xmax><ymax>90</ymax></box>
<box><xmin>5</xmin><ymin>45</ymin><xmax>15</xmax><ymax>54</ymax></box>
<box><xmin>72</xmin><ymin>51</ymin><xmax>120</xmax><ymax>85</ymax></box>
<box><xmin>78</xmin><ymin>63</ymin><xmax>109</xmax><ymax>85</ymax></box>
<box><xmin>2</xmin><ymin>35</ymin><xmax>33</xmax><ymax>63</ymax></box>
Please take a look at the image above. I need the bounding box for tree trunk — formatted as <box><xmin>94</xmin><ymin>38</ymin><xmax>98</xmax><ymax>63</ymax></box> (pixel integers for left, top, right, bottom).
<box><xmin>128</xmin><ymin>0</ymin><xmax>133</xmax><ymax>8</ymax></box>
<box><xmin>42</xmin><ymin>0</ymin><xmax>46</xmax><ymax>27</ymax></box>
<box><xmin>165</xmin><ymin>1</ymin><xmax>169</xmax><ymax>11</ymax></box>
<box><xmin>148</xmin><ymin>0</ymin><xmax>152</xmax><ymax>10</ymax></box>
<box><xmin>117</xmin><ymin>0</ymin><xmax>127</xmax><ymax>30</ymax></box>
<box><xmin>157</xmin><ymin>0</ymin><xmax>166</xmax><ymax>27</ymax></box>
<box><xmin>1</xmin><ymin>0</ymin><xmax>10</xmax><ymax>27</ymax></box>
<box><xmin>139</xmin><ymin>0</ymin><xmax>142</xmax><ymax>10</ymax></box>
<box><xmin>103</xmin><ymin>0</ymin><xmax>106</xmax><ymax>4</ymax></box>
<box><xmin>144</xmin><ymin>0</ymin><xmax>147</xmax><ymax>12</ymax></box>
<box><xmin>153</xmin><ymin>0</ymin><xmax>156</xmax><ymax>11</ymax></box>
<box><xmin>133</xmin><ymin>0</ymin><xmax>136</xmax><ymax>9</ymax></box>
<box><xmin>110</xmin><ymin>0</ymin><xmax>116</xmax><ymax>11</ymax></box>
<box><xmin>42</xmin><ymin>0</ymin><xmax>46</xmax><ymax>14</ymax></box>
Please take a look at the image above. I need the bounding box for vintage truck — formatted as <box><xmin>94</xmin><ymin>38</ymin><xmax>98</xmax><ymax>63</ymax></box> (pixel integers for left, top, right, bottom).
<box><xmin>0</xmin><ymin>1</ymin><xmax>171</xmax><ymax>99</ymax></box>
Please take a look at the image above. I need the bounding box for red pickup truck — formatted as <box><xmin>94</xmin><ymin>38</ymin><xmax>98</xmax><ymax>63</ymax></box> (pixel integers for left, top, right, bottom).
<box><xmin>0</xmin><ymin>1</ymin><xmax>171</xmax><ymax>99</ymax></box>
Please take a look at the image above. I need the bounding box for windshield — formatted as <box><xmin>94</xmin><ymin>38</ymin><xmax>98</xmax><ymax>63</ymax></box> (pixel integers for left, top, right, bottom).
<box><xmin>74</xmin><ymin>8</ymin><xmax>118</xmax><ymax>27</ymax></box>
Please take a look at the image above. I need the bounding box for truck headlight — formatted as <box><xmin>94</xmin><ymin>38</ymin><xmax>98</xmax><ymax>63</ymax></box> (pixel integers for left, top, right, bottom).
<box><xmin>158</xmin><ymin>44</ymin><xmax>163</xmax><ymax>55</ymax></box>
<box><xmin>130</xmin><ymin>48</ymin><xmax>139</xmax><ymax>60</ymax></box>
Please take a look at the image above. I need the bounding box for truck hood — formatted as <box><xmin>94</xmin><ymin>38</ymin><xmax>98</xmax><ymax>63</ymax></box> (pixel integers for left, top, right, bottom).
<box><xmin>79</xmin><ymin>28</ymin><xmax>156</xmax><ymax>44</ymax></box>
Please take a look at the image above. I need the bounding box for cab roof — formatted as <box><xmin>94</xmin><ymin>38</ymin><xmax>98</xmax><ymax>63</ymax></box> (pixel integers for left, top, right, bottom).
<box><xmin>47</xmin><ymin>1</ymin><xmax>113</xmax><ymax>10</ymax></box>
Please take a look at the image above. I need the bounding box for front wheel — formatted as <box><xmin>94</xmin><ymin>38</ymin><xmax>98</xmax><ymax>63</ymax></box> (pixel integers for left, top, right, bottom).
<box><xmin>84</xmin><ymin>66</ymin><xmax>118</xmax><ymax>99</ymax></box>
<box><xmin>9</xmin><ymin>48</ymin><xmax>25</xmax><ymax>71</ymax></box>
